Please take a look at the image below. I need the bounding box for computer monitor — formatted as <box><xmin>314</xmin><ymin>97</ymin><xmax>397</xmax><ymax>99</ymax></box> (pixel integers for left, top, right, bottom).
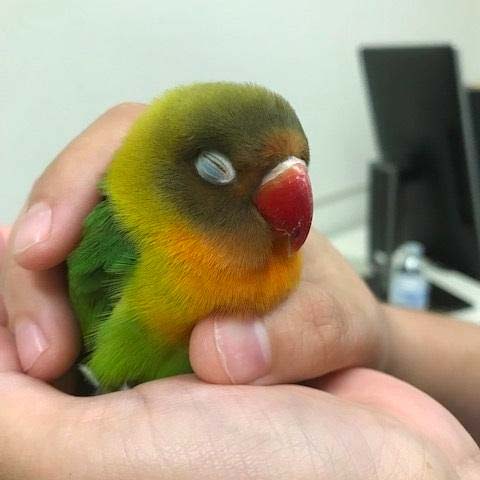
<box><xmin>469</xmin><ymin>87</ymin><xmax>480</xmax><ymax>166</ymax></box>
<box><xmin>360</xmin><ymin>45</ymin><xmax>480</xmax><ymax>284</ymax></box>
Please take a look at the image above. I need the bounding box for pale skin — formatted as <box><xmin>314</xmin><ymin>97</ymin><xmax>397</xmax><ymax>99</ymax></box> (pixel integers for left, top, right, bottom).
<box><xmin>0</xmin><ymin>104</ymin><xmax>479</xmax><ymax>479</ymax></box>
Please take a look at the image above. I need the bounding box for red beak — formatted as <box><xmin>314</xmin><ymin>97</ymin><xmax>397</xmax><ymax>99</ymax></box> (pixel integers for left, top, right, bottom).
<box><xmin>254</xmin><ymin>157</ymin><xmax>313</xmax><ymax>252</ymax></box>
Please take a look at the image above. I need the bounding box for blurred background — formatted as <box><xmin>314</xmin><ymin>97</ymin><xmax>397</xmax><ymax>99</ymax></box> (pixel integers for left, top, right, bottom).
<box><xmin>2</xmin><ymin>0</ymin><xmax>479</xmax><ymax>230</ymax></box>
<box><xmin>0</xmin><ymin>0</ymin><xmax>480</xmax><ymax>315</ymax></box>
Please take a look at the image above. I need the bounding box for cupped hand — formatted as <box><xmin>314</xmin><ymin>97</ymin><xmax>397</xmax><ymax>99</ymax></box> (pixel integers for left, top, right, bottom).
<box><xmin>0</xmin><ymin>364</ymin><xmax>478</xmax><ymax>479</ymax></box>
<box><xmin>1</xmin><ymin>107</ymin><xmax>479</xmax><ymax>479</ymax></box>
<box><xmin>190</xmin><ymin>228</ymin><xmax>386</xmax><ymax>385</ymax></box>
<box><xmin>0</xmin><ymin>104</ymin><xmax>145</xmax><ymax>379</ymax></box>
<box><xmin>0</xmin><ymin>103</ymin><xmax>386</xmax><ymax>387</ymax></box>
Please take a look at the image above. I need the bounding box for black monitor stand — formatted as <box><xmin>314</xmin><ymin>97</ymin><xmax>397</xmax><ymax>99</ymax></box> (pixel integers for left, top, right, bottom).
<box><xmin>367</xmin><ymin>161</ymin><xmax>472</xmax><ymax>313</ymax></box>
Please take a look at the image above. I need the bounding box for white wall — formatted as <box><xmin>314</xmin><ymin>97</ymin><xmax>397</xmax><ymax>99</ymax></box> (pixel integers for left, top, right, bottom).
<box><xmin>2</xmin><ymin>0</ymin><xmax>479</xmax><ymax>232</ymax></box>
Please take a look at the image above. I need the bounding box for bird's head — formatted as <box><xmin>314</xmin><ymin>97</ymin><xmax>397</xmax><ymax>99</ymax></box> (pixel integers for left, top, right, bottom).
<box><xmin>109</xmin><ymin>83</ymin><xmax>313</xmax><ymax>267</ymax></box>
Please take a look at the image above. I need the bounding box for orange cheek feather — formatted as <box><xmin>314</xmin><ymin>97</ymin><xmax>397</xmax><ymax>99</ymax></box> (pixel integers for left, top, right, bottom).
<box><xmin>127</xmin><ymin>220</ymin><xmax>302</xmax><ymax>343</ymax></box>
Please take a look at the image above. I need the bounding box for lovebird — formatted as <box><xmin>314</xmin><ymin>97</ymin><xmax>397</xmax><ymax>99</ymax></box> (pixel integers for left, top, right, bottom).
<box><xmin>68</xmin><ymin>82</ymin><xmax>313</xmax><ymax>391</ymax></box>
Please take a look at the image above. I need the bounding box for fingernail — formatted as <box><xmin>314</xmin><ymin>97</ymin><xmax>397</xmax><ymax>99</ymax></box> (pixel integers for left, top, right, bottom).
<box><xmin>14</xmin><ymin>319</ymin><xmax>49</xmax><ymax>371</ymax></box>
<box><xmin>213</xmin><ymin>318</ymin><xmax>271</xmax><ymax>384</ymax></box>
<box><xmin>14</xmin><ymin>202</ymin><xmax>52</xmax><ymax>254</ymax></box>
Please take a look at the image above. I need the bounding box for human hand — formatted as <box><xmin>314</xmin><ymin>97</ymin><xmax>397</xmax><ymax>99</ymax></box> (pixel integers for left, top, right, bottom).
<box><xmin>1</xmin><ymin>108</ymin><xmax>479</xmax><ymax>479</ymax></box>
<box><xmin>0</xmin><ymin>335</ymin><xmax>478</xmax><ymax>479</ymax></box>
<box><xmin>0</xmin><ymin>104</ymin><xmax>145</xmax><ymax>379</ymax></box>
<box><xmin>0</xmin><ymin>102</ymin><xmax>386</xmax><ymax>386</ymax></box>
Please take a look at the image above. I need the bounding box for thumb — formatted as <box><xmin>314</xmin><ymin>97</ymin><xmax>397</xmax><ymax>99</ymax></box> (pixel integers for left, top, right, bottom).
<box><xmin>189</xmin><ymin>231</ymin><xmax>387</xmax><ymax>385</ymax></box>
<box><xmin>189</xmin><ymin>315</ymin><xmax>270</xmax><ymax>384</ymax></box>
<box><xmin>189</xmin><ymin>284</ymin><xmax>382</xmax><ymax>385</ymax></box>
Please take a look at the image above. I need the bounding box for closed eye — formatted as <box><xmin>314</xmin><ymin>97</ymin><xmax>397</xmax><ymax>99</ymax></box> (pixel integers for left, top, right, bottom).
<box><xmin>195</xmin><ymin>151</ymin><xmax>236</xmax><ymax>185</ymax></box>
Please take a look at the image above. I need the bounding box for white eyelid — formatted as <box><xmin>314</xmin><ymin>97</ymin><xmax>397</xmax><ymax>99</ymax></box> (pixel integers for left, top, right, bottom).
<box><xmin>195</xmin><ymin>151</ymin><xmax>236</xmax><ymax>185</ymax></box>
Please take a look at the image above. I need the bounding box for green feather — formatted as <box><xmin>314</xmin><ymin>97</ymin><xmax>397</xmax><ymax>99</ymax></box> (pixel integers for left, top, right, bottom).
<box><xmin>67</xmin><ymin>82</ymin><xmax>308</xmax><ymax>391</ymax></box>
<box><xmin>67</xmin><ymin>193</ymin><xmax>191</xmax><ymax>390</ymax></box>
<box><xmin>67</xmin><ymin>195</ymin><xmax>137</xmax><ymax>345</ymax></box>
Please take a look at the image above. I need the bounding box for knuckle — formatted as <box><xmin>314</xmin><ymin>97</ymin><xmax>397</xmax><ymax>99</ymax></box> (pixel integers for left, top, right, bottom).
<box><xmin>303</xmin><ymin>287</ymin><xmax>348</xmax><ymax>342</ymax></box>
<box><xmin>297</xmin><ymin>286</ymin><xmax>350</xmax><ymax>367</ymax></box>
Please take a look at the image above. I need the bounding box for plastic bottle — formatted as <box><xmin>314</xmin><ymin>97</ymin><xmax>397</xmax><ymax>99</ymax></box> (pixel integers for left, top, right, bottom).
<box><xmin>388</xmin><ymin>241</ymin><xmax>431</xmax><ymax>309</ymax></box>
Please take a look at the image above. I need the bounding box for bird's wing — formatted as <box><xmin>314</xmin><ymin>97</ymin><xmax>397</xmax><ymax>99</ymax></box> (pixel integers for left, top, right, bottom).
<box><xmin>67</xmin><ymin>196</ymin><xmax>138</xmax><ymax>350</ymax></box>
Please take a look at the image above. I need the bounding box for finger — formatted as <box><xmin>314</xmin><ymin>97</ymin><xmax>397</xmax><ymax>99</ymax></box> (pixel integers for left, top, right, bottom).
<box><xmin>3</xmin><ymin>211</ymin><xmax>78</xmax><ymax>381</ymax></box>
<box><xmin>0</xmin><ymin>231</ymin><xmax>15</xmax><ymax>366</ymax></box>
<box><xmin>3</xmin><ymin>257</ymin><xmax>80</xmax><ymax>379</ymax></box>
<box><xmin>0</xmin><ymin>233</ymin><xmax>15</xmax><ymax>365</ymax></box>
<box><xmin>12</xmin><ymin>103</ymin><xmax>146</xmax><ymax>270</ymax></box>
<box><xmin>0</xmin><ymin>327</ymin><xmax>21</xmax><ymax>372</ymax></box>
<box><xmin>190</xmin><ymin>230</ymin><xmax>386</xmax><ymax>385</ymax></box>
<box><xmin>3</xmin><ymin>104</ymin><xmax>146</xmax><ymax>380</ymax></box>
<box><xmin>313</xmin><ymin>368</ymin><xmax>480</xmax><ymax>478</ymax></box>
<box><xmin>0</xmin><ymin>230</ymin><xmax>8</xmax><ymax>326</ymax></box>
<box><xmin>0</xmin><ymin>226</ymin><xmax>11</xmax><ymax>243</ymax></box>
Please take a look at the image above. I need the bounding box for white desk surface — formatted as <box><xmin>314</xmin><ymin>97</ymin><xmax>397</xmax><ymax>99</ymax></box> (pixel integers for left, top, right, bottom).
<box><xmin>328</xmin><ymin>225</ymin><xmax>480</xmax><ymax>325</ymax></box>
